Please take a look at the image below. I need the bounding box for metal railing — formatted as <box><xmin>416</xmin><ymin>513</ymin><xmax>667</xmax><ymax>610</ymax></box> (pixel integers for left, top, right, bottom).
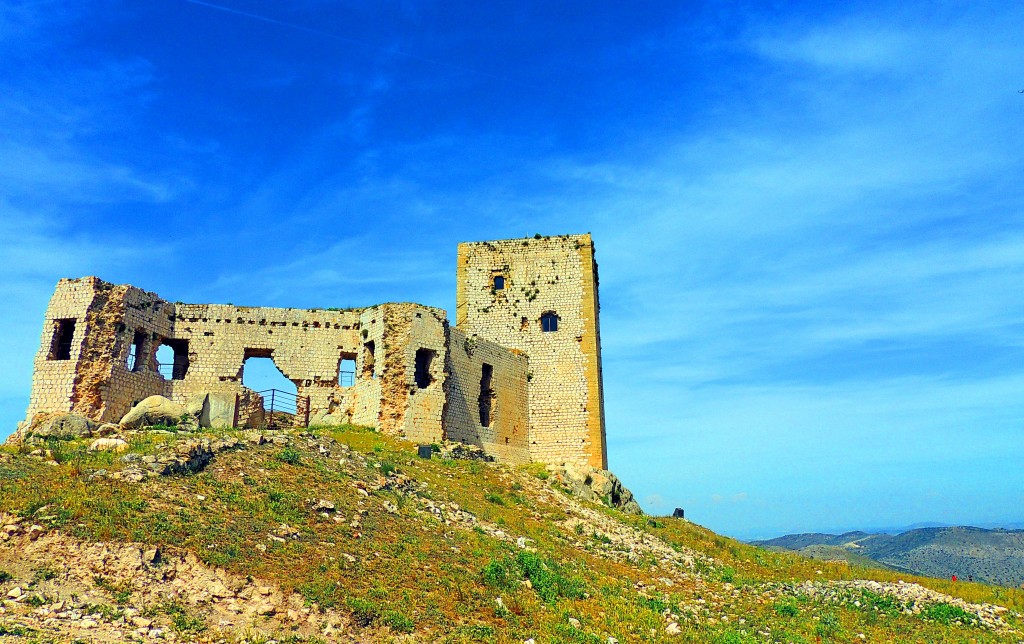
<box><xmin>155</xmin><ymin>360</ymin><xmax>174</xmax><ymax>378</ymax></box>
<box><xmin>234</xmin><ymin>388</ymin><xmax>310</xmax><ymax>430</ymax></box>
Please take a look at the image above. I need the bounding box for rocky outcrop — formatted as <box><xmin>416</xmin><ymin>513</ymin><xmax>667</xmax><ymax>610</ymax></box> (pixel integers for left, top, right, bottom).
<box><xmin>13</xmin><ymin>413</ymin><xmax>97</xmax><ymax>444</ymax></box>
<box><xmin>0</xmin><ymin>524</ymin><xmax>355</xmax><ymax>641</ymax></box>
<box><xmin>108</xmin><ymin>435</ymin><xmax>256</xmax><ymax>482</ymax></box>
<box><xmin>546</xmin><ymin>464</ymin><xmax>643</xmax><ymax>515</ymax></box>
<box><xmin>186</xmin><ymin>391</ymin><xmax>238</xmax><ymax>429</ymax></box>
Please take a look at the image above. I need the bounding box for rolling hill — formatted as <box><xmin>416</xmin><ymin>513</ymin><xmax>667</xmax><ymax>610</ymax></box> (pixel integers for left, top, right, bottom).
<box><xmin>754</xmin><ymin>527</ymin><xmax>1024</xmax><ymax>588</ymax></box>
<box><xmin>1</xmin><ymin>421</ymin><xmax>1022</xmax><ymax>642</ymax></box>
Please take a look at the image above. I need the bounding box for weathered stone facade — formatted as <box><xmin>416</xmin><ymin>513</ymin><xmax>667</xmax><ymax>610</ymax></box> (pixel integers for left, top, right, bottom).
<box><xmin>456</xmin><ymin>234</ymin><xmax>607</xmax><ymax>468</ymax></box>
<box><xmin>23</xmin><ymin>235</ymin><xmax>605</xmax><ymax>467</ymax></box>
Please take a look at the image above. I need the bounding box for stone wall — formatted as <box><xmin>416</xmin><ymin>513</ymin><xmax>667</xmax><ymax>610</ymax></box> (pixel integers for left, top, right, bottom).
<box><xmin>443</xmin><ymin>328</ymin><xmax>531</xmax><ymax>463</ymax></box>
<box><xmin>455</xmin><ymin>234</ymin><xmax>607</xmax><ymax>469</ymax></box>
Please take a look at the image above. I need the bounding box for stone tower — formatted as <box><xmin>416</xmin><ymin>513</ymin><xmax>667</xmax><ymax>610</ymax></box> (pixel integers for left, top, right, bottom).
<box><xmin>455</xmin><ymin>234</ymin><xmax>607</xmax><ymax>469</ymax></box>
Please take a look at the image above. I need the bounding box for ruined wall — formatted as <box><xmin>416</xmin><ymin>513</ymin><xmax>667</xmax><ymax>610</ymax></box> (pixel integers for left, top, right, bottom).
<box><xmin>443</xmin><ymin>328</ymin><xmax>531</xmax><ymax>463</ymax></box>
<box><xmin>349</xmin><ymin>303</ymin><xmax>448</xmax><ymax>443</ymax></box>
<box><xmin>106</xmin><ymin>286</ymin><xmax>175</xmax><ymax>422</ymax></box>
<box><xmin>24</xmin><ymin>279</ymin><xmax>447</xmax><ymax>444</ymax></box>
<box><xmin>455</xmin><ymin>234</ymin><xmax>607</xmax><ymax>469</ymax></box>
<box><xmin>166</xmin><ymin>302</ymin><xmax>363</xmax><ymax>419</ymax></box>
<box><xmin>26</xmin><ymin>278</ymin><xmax>109</xmax><ymax>423</ymax></box>
<box><xmin>24</xmin><ymin>234</ymin><xmax>607</xmax><ymax>467</ymax></box>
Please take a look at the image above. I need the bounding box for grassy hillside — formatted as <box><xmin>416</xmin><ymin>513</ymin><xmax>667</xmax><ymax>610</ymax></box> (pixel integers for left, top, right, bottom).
<box><xmin>756</xmin><ymin>527</ymin><xmax>1024</xmax><ymax>588</ymax></box>
<box><xmin>1</xmin><ymin>424</ymin><xmax>1023</xmax><ymax>642</ymax></box>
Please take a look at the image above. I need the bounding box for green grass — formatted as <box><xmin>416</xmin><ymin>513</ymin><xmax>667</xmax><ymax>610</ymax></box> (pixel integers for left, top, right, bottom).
<box><xmin>2</xmin><ymin>424</ymin><xmax>1023</xmax><ymax>643</ymax></box>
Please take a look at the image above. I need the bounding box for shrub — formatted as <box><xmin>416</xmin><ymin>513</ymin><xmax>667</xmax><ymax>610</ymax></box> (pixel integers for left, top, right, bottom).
<box><xmin>637</xmin><ymin>595</ymin><xmax>668</xmax><ymax>613</ymax></box>
<box><xmin>922</xmin><ymin>602</ymin><xmax>978</xmax><ymax>625</ymax></box>
<box><xmin>164</xmin><ymin>602</ymin><xmax>206</xmax><ymax>634</ymax></box>
<box><xmin>718</xmin><ymin>566</ymin><xmax>735</xmax><ymax>583</ymax></box>
<box><xmin>481</xmin><ymin>551</ymin><xmax>586</xmax><ymax>602</ymax></box>
<box><xmin>382</xmin><ymin>610</ymin><xmax>414</xmax><ymax>633</ymax></box>
<box><xmin>485</xmin><ymin>492</ymin><xmax>505</xmax><ymax>506</ymax></box>
<box><xmin>298</xmin><ymin>580</ymin><xmax>340</xmax><ymax>608</ymax></box>
<box><xmin>277</xmin><ymin>447</ymin><xmax>301</xmax><ymax>465</ymax></box>
<box><xmin>482</xmin><ymin>559</ymin><xmax>515</xmax><ymax>590</ymax></box>
<box><xmin>346</xmin><ymin>597</ymin><xmax>379</xmax><ymax>626</ymax></box>
<box><xmin>860</xmin><ymin>589</ymin><xmax>900</xmax><ymax>615</ymax></box>
<box><xmin>774</xmin><ymin>599</ymin><xmax>799</xmax><ymax>617</ymax></box>
<box><xmin>515</xmin><ymin>551</ymin><xmax>586</xmax><ymax>602</ymax></box>
<box><xmin>0</xmin><ymin>570</ymin><xmax>12</xmax><ymax>582</ymax></box>
<box><xmin>814</xmin><ymin>612</ymin><xmax>841</xmax><ymax>639</ymax></box>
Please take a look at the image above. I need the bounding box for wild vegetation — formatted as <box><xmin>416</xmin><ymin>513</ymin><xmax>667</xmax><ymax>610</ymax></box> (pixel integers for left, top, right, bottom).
<box><xmin>1</xmin><ymin>424</ymin><xmax>1022</xmax><ymax>642</ymax></box>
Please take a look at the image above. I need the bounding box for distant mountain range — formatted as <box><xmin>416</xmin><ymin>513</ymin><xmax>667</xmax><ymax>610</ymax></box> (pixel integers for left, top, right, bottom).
<box><xmin>752</xmin><ymin>526</ymin><xmax>1024</xmax><ymax>588</ymax></box>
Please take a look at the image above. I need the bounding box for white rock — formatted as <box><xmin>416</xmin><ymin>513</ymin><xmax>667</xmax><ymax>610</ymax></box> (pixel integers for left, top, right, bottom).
<box><xmin>119</xmin><ymin>396</ymin><xmax>187</xmax><ymax>430</ymax></box>
<box><xmin>89</xmin><ymin>437</ymin><xmax>128</xmax><ymax>452</ymax></box>
<box><xmin>666</xmin><ymin>621</ymin><xmax>682</xmax><ymax>635</ymax></box>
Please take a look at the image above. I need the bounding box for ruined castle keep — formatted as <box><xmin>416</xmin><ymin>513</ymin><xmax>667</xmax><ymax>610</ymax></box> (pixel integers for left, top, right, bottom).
<box><xmin>24</xmin><ymin>235</ymin><xmax>608</xmax><ymax>468</ymax></box>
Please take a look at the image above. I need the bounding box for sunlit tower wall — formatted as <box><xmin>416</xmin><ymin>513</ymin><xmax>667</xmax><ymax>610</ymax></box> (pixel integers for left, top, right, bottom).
<box><xmin>455</xmin><ymin>234</ymin><xmax>607</xmax><ymax>469</ymax></box>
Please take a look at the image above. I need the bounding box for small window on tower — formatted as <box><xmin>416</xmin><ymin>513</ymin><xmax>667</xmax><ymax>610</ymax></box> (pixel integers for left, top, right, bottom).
<box><xmin>414</xmin><ymin>348</ymin><xmax>434</xmax><ymax>389</ymax></box>
<box><xmin>541</xmin><ymin>312</ymin><xmax>559</xmax><ymax>333</ymax></box>
<box><xmin>493</xmin><ymin>275</ymin><xmax>505</xmax><ymax>290</ymax></box>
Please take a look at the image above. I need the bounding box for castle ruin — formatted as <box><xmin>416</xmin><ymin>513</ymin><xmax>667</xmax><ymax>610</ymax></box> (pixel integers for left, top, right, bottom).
<box><xmin>23</xmin><ymin>234</ymin><xmax>608</xmax><ymax>469</ymax></box>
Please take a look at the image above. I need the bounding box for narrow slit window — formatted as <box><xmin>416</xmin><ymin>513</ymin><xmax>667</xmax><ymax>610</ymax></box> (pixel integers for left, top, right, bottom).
<box><xmin>126</xmin><ymin>330</ymin><xmax>146</xmax><ymax>372</ymax></box>
<box><xmin>493</xmin><ymin>275</ymin><xmax>505</xmax><ymax>290</ymax></box>
<box><xmin>414</xmin><ymin>348</ymin><xmax>434</xmax><ymax>389</ymax></box>
<box><xmin>541</xmin><ymin>312</ymin><xmax>559</xmax><ymax>332</ymax></box>
<box><xmin>49</xmin><ymin>318</ymin><xmax>76</xmax><ymax>360</ymax></box>
<box><xmin>479</xmin><ymin>363</ymin><xmax>494</xmax><ymax>427</ymax></box>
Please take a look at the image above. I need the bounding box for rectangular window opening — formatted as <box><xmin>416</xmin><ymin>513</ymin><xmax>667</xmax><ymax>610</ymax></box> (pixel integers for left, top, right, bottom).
<box><xmin>479</xmin><ymin>363</ymin><xmax>494</xmax><ymax>427</ymax></box>
<box><xmin>541</xmin><ymin>312</ymin><xmax>559</xmax><ymax>332</ymax></box>
<box><xmin>338</xmin><ymin>353</ymin><xmax>356</xmax><ymax>387</ymax></box>
<box><xmin>126</xmin><ymin>330</ymin><xmax>146</xmax><ymax>372</ymax></box>
<box><xmin>157</xmin><ymin>338</ymin><xmax>190</xmax><ymax>380</ymax></box>
<box><xmin>49</xmin><ymin>318</ymin><xmax>76</xmax><ymax>360</ymax></box>
<box><xmin>414</xmin><ymin>348</ymin><xmax>435</xmax><ymax>389</ymax></box>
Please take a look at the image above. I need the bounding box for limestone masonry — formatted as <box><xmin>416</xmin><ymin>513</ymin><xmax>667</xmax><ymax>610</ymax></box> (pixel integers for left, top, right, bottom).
<box><xmin>23</xmin><ymin>234</ymin><xmax>608</xmax><ymax>468</ymax></box>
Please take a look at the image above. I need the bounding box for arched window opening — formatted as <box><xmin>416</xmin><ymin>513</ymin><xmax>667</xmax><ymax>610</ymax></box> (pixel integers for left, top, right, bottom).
<box><xmin>338</xmin><ymin>353</ymin><xmax>356</xmax><ymax>387</ymax></box>
<box><xmin>414</xmin><ymin>348</ymin><xmax>435</xmax><ymax>389</ymax></box>
<box><xmin>540</xmin><ymin>312</ymin><xmax>559</xmax><ymax>333</ymax></box>
<box><xmin>156</xmin><ymin>339</ymin><xmax>189</xmax><ymax>380</ymax></box>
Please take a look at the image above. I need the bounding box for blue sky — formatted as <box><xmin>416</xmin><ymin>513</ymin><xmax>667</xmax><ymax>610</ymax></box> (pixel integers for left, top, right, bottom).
<box><xmin>1</xmin><ymin>1</ymin><xmax>1022</xmax><ymax>540</ymax></box>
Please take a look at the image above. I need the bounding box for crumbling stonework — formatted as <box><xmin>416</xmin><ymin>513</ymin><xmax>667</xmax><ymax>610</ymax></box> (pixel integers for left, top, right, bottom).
<box><xmin>22</xmin><ymin>235</ymin><xmax>607</xmax><ymax>467</ymax></box>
